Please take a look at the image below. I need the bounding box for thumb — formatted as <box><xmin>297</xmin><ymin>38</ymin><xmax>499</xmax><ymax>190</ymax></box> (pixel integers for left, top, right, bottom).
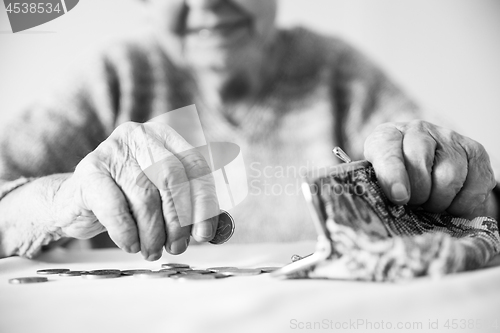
<box><xmin>364</xmin><ymin>124</ymin><xmax>411</xmax><ymax>205</ymax></box>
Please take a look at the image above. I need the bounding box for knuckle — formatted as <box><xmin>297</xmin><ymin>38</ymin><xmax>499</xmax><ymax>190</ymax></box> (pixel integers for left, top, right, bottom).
<box><xmin>460</xmin><ymin>134</ymin><xmax>483</xmax><ymax>153</ymax></box>
<box><xmin>439</xmin><ymin>128</ymin><xmax>454</xmax><ymax>142</ymax></box>
<box><xmin>436</xmin><ymin>165</ymin><xmax>466</xmax><ymax>193</ymax></box>
<box><xmin>470</xmin><ymin>140</ymin><xmax>488</xmax><ymax>160</ymax></box>
<box><xmin>383</xmin><ymin>152</ymin><xmax>405</xmax><ymax>166</ymax></box>
<box><xmin>181</xmin><ymin>151</ymin><xmax>211</xmax><ymax>179</ymax></box>
<box><xmin>405</xmin><ymin>146</ymin><xmax>434</xmax><ymax>172</ymax></box>
<box><xmin>407</xmin><ymin>119</ymin><xmax>428</xmax><ymax>131</ymax></box>
<box><xmin>115</xmin><ymin>121</ymin><xmax>139</xmax><ymax>135</ymax></box>
<box><xmin>489</xmin><ymin>176</ymin><xmax>497</xmax><ymax>191</ymax></box>
<box><xmin>76</xmin><ymin>152</ymin><xmax>105</xmax><ymax>174</ymax></box>
<box><xmin>162</xmin><ymin>159</ymin><xmax>186</xmax><ymax>181</ymax></box>
<box><xmin>374</xmin><ymin>122</ymin><xmax>397</xmax><ymax>133</ymax></box>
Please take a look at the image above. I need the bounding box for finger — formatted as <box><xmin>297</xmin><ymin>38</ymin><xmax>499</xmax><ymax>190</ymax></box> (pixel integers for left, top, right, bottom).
<box><xmin>422</xmin><ymin>145</ymin><xmax>468</xmax><ymax>213</ymax></box>
<box><xmin>147</xmin><ymin>123</ymin><xmax>219</xmax><ymax>242</ymax></box>
<box><xmin>136</xmin><ymin>126</ymin><xmax>193</xmax><ymax>254</ymax></box>
<box><xmin>160</xmin><ymin>188</ymin><xmax>192</xmax><ymax>254</ymax></box>
<box><xmin>77</xmin><ymin>163</ymin><xmax>139</xmax><ymax>254</ymax></box>
<box><xmin>447</xmin><ymin>139</ymin><xmax>496</xmax><ymax>217</ymax></box>
<box><xmin>176</xmin><ymin>149</ymin><xmax>219</xmax><ymax>242</ymax></box>
<box><xmin>123</xmin><ymin>161</ymin><xmax>166</xmax><ymax>261</ymax></box>
<box><xmin>140</xmin><ymin>153</ymin><xmax>192</xmax><ymax>254</ymax></box>
<box><xmin>364</xmin><ymin>123</ymin><xmax>410</xmax><ymax>205</ymax></box>
<box><xmin>133</xmin><ymin>124</ymin><xmax>193</xmax><ymax>229</ymax></box>
<box><xmin>402</xmin><ymin>129</ymin><xmax>436</xmax><ymax>205</ymax></box>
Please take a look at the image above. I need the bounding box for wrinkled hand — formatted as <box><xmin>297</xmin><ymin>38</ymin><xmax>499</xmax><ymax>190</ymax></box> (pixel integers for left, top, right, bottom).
<box><xmin>364</xmin><ymin>120</ymin><xmax>496</xmax><ymax>218</ymax></box>
<box><xmin>56</xmin><ymin>122</ymin><xmax>219</xmax><ymax>260</ymax></box>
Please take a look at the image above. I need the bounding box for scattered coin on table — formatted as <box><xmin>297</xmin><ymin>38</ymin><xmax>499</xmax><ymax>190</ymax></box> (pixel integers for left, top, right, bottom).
<box><xmin>134</xmin><ymin>271</ymin><xmax>176</xmax><ymax>279</ymax></box>
<box><xmin>258</xmin><ymin>267</ymin><xmax>281</xmax><ymax>273</ymax></box>
<box><xmin>221</xmin><ymin>268</ymin><xmax>262</xmax><ymax>276</ymax></box>
<box><xmin>161</xmin><ymin>263</ymin><xmax>190</xmax><ymax>269</ymax></box>
<box><xmin>82</xmin><ymin>271</ymin><xmax>121</xmax><ymax>279</ymax></box>
<box><xmin>9</xmin><ymin>277</ymin><xmax>49</xmax><ymax>284</ymax></box>
<box><xmin>206</xmin><ymin>267</ymin><xmax>239</xmax><ymax>272</ymax></box>
<box><xmin>59</xmin><ymin>271</ymin><xmax>87</xmax><ymax>277</ymax></box>
<box><xmin>177</xmin><ymin>274</ymin><xmax>217</xmax><ymax>281</ymax></box>
<box><xmin>121</xmin><ymin>269</ymin><xmax>152</xmax><ymax>276</ymax></box>
<box><xmin>37</xmin><ymin>269</ymin><xmax>70</xmax><ymax>275</ymax></box>
<box><xmin>211</xmin><ymin>273</ymin><xmax>231</xmax><ymax>279</ymax></box>
<box><xmin>158</xmin><ymin>269</ymin><xmax>180</xmax><ymax>274</ymax></box>
<box><xmin>185</xmin><ymin>269</ymin><xmax>213</xmax><ymax>274</ymax></box>
<box><xmin>89</xmin><ymin>269</ymin><xmax>121</xmax><ymax>274</ymax></box>
<box><xmin>171</xmin><ymin>267</ymin><xmax>192</xmax><ymax>272</ymax></box>
<box><xmin>10</xmin><ymin>264</ymin><xmax>274</xmax><ymax>284</ymax></box>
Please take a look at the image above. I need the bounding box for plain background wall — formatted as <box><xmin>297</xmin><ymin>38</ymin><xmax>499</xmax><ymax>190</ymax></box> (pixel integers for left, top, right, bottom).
<box><xmin>1</xmin><ymin>0</ymin><xmax>499</xmax><ymax>164</ymax></box>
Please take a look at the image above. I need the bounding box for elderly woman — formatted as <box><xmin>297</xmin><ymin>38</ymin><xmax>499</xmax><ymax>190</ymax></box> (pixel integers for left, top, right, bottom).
<box><xmin>0</xmin><ymin>0</ymin><xmax>497</xmax><ymax>260</ymax></box>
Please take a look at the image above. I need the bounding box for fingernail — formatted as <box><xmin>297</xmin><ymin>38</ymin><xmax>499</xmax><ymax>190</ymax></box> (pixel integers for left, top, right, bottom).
<box><xmin>195</xmin><ymin>223</ymin><xmax>213</xmax><ymax>239</ymax></box>
<box><xmin>147</xmin><ymin>252</ymin><xmax>161</xmax><ymax>261</ymax></box>
<box><xmin>391</xmin><ymin>183</ymin><xmax>409</xmax><ymax>203</ymax></box>
<box><xmin>130</xmin><ymin>242</ymin><xmax>140</xmax><ymax>253</ymax></box>
<box><xmin>169</xmin><ymin>239</ymin><xmax>188</xmax><ymax>254</ymax></box>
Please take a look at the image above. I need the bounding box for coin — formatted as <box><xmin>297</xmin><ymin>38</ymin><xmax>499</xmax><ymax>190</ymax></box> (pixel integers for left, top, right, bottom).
<box><xmin>37</xmin><ymin>269</ymin><xmax>70</xmax><ymax>275</ymax></box>
<box><xmin>161</xmin><ymin>263</ymin><xmax>190</xmax><ymax>269</ymax></box>
<box><xmin>177</xmin><ymin>274</ymin><xmax>216</xmax><ymax>281</ymax></box>
<box><xmin>206</xmin><ymin>266</ymin><xmax>239</xmax><ymax>272</ymax></box>
<box><xmin>170</xmin><ymin>267</ymin><xmax>192</xmax><ymax>272</ymax></box>
<box><xmin>158</xmin><ymin>269</ymin><xmax>180</xmax><ymax>274</ymax></box>
<box><xmin>166</xmin><ymin>273</ymin><xmax>186</xmax><ymax>278</ymax></box>
<box><xmin>221</xmin><ymin>268</ymin><xmax>262</xmax><ymax>276</ymax></box>
<box><xmin>83</xmin><ymin>271</ymin><xmax>121</xmax><ymax>279</ymax></box>
<box><xmin>211</xmin><ymin>273</ymin><xmax>231</xmax><ymax>279</ymax></box>
<box><xmin>181</xmin><ymin>270</ymin><xmax>210</xmax><ymax>276</ymax></box>
<box><xmin>121</xmin><ymin>269</ymin><xmax>152</xmax><ymax>276</ymax></box>
<box><xmin>134</xmin><ymin>271</ymin><xmax>176</xmax><ymax>279</ymax></box>
<box><xmin>186</xmin><ymin>269</ymin><xmax>212</xmax><ymax>274</ymax></box>
<box><xmin>209</xmin><ymin>210</ymin><xmax>235</xmax><ymax>245</ymax></box>
<box><xmin>9</xmin><ymin>277</ymin><xmax>49</xmax><ymax>284</ymax></box>
<box><xmin>257</xmin><ymin>267</ymin><xmax>281</xmax><ymax>273</ymax></box>
<box><xmin>89</xmin><ymin>269</ymin><xmax>121</xmax><ymax>274</ymax></box>
<box><xmin>59</xmin><ymin>271</ymin><xmax>87</xmax><ymax>277</ymax></box>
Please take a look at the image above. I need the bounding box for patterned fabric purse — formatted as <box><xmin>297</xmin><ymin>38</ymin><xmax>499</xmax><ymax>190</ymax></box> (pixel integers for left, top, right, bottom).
<box><xmin>276</xmin><ymin>158</ymin><xmax>500</xmax><ymax>282</ymax></box>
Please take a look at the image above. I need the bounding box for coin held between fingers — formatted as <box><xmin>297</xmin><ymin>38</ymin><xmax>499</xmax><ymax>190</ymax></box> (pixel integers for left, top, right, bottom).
<box><xmin>209</xmin><ymin>210</ymin><xmax>235</xmax><ymax>245</ymax></box>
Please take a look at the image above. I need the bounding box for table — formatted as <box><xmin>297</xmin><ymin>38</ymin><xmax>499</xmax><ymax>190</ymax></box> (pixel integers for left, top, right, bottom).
<box><xmin>1</xmin><ymin>241</ymin><xmax>500</xmax><ymax>333</ymax></box>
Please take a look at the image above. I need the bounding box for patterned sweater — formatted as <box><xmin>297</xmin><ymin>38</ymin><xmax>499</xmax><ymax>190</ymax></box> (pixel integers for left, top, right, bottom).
<box><xmin>0</xmin><ymin>27</ymin><xmax>419</xmax><ymax>243</ymax></box>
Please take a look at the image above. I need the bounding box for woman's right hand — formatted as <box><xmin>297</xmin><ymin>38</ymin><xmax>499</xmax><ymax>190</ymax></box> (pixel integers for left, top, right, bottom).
<box><xmin>55</xmin><ymin>122</ymin><xmax>220</xmax><ymax>261</ymax></box>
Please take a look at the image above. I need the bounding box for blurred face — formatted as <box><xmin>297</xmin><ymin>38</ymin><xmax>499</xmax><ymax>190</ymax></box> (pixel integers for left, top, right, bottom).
<box><xmin>147</xmin><ymin>0</ymin><xmax>278</xmax><ymax>72</ymax></box>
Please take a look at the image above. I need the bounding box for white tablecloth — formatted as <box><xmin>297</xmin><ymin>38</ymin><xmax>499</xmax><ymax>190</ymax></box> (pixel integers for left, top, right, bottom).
<box><xmin>1</xmin><ymin>241</ymin><xmax>499</xmax><ymax>333</ymax></box>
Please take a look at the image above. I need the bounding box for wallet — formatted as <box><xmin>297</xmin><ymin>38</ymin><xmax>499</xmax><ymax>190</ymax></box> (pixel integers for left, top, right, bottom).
<box><xmin>273</xmin><ymin>156</ymin><xmax>500</xmax><ymax>282</ymax></box>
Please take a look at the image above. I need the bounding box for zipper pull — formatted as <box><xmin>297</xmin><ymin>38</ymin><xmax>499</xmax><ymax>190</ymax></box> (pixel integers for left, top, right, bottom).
<box><xmin>332</xmin><ymin>147</ymin><xmax>352</xmax><ymax>163</ymax></box>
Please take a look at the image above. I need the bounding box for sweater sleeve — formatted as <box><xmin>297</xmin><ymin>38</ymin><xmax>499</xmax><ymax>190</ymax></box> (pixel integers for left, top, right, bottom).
<box><xmin>329</xmin><ymin>39</ymin><xmax>421</xmax><ymax>160</ymax></box>
<box><xmin>0</xmin><ymin>50</ymin><xmax>120</xmax><ymax>193</ymax></box>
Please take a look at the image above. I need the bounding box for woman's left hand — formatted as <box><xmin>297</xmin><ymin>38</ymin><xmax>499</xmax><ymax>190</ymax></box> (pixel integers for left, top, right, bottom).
<box><xmin>364</xmin><ymin>120</ymin><xmax>497</xmax><ymax>218</ymax></box>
